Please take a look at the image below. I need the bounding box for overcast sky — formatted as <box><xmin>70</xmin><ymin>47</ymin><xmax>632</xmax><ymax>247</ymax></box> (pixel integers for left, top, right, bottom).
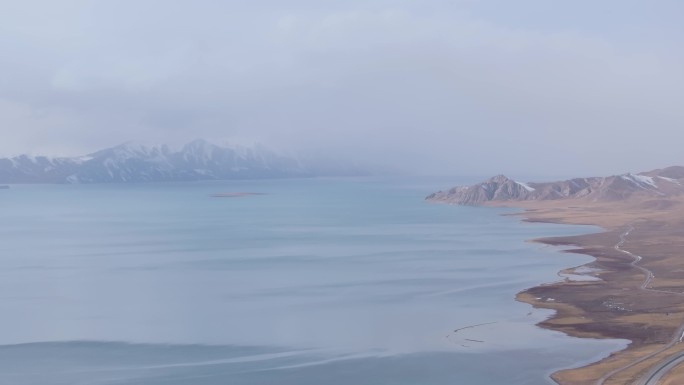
<box><xmin>1</xmin><ymin>0</ymin><xmax>682</xmax><ymax>177</ymax></box>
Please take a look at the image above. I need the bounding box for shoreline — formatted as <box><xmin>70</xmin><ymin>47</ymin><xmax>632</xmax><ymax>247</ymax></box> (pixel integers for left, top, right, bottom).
<box><xmin>489</xmin><ymin>197</ymin><xmax>684</xmax><ymax>384</ymax></box>
<box><xmin>516</xmin><ymin>215</ymin><xmax>633</xmax><ymax>384</ymax></box>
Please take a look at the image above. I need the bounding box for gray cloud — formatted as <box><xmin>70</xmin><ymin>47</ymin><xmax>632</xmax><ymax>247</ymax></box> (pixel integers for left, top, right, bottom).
<box><xmin>1</xmin><ymin>0</ymin><xmax>683</xmax><ymax>177</ymax></box>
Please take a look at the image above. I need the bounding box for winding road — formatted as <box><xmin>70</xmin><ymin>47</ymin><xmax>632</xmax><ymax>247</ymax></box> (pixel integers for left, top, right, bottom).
<box><xmin>635</xmin><ymin>352</ymin><xmax>684</xmax><ymax>385</ymax></box>
<box><xmin>594</xmin><ymin>226</ymin><xmax>684</xmax><ymax>385</ymax></box>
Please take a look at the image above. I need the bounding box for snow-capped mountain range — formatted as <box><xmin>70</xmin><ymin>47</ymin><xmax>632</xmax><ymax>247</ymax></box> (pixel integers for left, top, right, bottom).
<box><xmin>426</xmin><ymin>166</ymin><xmax>684</xmax><ymax>205</ymax></box>
<box><xmin>0</xmin><ymin>140</ymin><xmax>361</xmax><ymax>183</ymax></box>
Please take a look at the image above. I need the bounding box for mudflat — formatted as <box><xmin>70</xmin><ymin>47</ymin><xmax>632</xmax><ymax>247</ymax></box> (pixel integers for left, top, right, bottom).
<box><xmin>487</xmin><ymin>196</ymin><xmax>684</xmax><ymax>384</ymax></box>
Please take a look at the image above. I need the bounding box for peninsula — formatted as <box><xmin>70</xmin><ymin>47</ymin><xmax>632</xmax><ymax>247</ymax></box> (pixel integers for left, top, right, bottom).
<box><xmin>427</xmin><ymin>166</ymin><xmax>684</xmax><ymax>384</ymax></box>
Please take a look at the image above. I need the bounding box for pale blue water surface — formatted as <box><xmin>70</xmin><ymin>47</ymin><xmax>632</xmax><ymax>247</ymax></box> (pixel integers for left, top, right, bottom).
<box><xmin>0</xmin><ymin>177</ymin><xmax>626</xmax><ymax>384</ymax></box>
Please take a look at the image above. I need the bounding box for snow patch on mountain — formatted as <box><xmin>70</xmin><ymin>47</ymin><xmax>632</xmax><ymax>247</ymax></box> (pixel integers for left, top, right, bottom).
<box><xmin>0</xmin><ymin>139</ymin><xmax>363</xmax><ymax>183</ymax></box>
<box><xmin>516</xmin><ymin>181</ymin><xmax>536</xmax><ymax>192</ymax></box>
<box><xmin>657</xmin><ymin>176</ymin><xmax>681</xmax><ymax>185</ymax></box>
<box><xmin>427</xmin><ymin>168</ymin><xmax>684</xmax><ymax>205</ymax></box>
<box><xmin>621</xmin><ymin>173</ymin><xmax>657</xmax><ymax>189</ymax></box>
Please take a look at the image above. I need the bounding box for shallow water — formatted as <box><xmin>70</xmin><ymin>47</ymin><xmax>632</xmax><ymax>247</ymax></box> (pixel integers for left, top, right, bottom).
<box><xmin>0</xmin><ymin>177</ymin><xmax>626</xmax><ymax>384</ymax></box>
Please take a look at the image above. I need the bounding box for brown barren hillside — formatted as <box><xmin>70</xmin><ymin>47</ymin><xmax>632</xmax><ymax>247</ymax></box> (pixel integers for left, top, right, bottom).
<box><xmin>426</xmin><ymin>166</ymin><xmax>684</xmax><ymax>206</ymax></box>
<box><xmin>428</xmin><ymin>167</ymin><xmax>684</xmax><ymax>385</ymax></box>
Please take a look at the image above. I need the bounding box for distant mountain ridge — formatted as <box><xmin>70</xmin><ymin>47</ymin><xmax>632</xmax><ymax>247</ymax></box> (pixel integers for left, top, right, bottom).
<box><xmin>0</xmin><ymin>140</ymin><xmax>362</xmax><ymax>183</ymax></box>
<box><xmin>426</xmin><ymin>166</ymin><xmax>684</xmax><ymax>205</ymax></box>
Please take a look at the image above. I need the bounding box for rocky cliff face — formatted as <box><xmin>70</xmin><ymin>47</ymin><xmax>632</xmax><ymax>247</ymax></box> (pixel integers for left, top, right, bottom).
<box><xmin>426</xmin><ymin>167</ymin><xmax>684</xmax><ymax>205</ymax></box>
<box><xmin>0</xmin><ymin>140</ymin><xmax>362</xmax><ymax>184</ymax></box>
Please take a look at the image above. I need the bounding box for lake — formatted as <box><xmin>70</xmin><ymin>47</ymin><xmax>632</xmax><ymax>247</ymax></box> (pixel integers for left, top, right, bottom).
<box><xmin>0</xmin><ymin>177</ymin><xmax>626</xmax><ymax>384</ymax></box>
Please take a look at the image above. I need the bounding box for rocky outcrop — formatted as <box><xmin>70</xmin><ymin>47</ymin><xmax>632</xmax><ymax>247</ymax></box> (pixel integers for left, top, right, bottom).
<box><xmin>426</xmin><ymin>168</ymin><xmax>684</xmax><ymax>205</ymax></box>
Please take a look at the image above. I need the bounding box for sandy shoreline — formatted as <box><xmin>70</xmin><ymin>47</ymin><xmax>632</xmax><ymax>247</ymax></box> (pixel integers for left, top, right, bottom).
<box><xmin>488</xmin><ymin>197</ymin><xmax>684</xmax><ymax>384</ymax></box>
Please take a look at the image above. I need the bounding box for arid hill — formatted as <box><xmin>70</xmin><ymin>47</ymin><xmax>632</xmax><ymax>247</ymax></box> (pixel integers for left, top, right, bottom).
<box><xmin>426</xmin><ymin>166</ymin><xmax>684</xmax><ymax>205</ymax></box>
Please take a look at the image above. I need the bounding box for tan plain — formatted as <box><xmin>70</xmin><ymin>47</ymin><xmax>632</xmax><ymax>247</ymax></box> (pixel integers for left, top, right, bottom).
<box><xmin>484</xmin><ymin>195</ymin><xmax>684</xmax><ymax>384</ymax></box>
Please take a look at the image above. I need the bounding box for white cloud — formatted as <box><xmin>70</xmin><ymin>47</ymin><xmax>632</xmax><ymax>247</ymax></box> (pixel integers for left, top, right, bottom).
<box><xmin>0</xmin><ymin>0</ymin><xmax>682</xmax><ymax>176</ymax></box>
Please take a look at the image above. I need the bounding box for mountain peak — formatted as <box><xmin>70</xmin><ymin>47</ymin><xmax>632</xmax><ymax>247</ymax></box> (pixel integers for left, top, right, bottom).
<box><xmin>183</xmin><ymin>138</ymin><xmax>215</xmax><ymax>150</ymax></box>
<box><xmin>486</xmin><ymin>174</ymin><xmax>512</xmax><ymax>184</ymax></box>
<box><xmin>0</xmin><ymin>139</ymin><xmax>362</xmax><ymax>183</ymax></box>
<box><xmin>427</xmin><ymin>167</ymin><xmax>684</xmax><ymax>205</ymax></box>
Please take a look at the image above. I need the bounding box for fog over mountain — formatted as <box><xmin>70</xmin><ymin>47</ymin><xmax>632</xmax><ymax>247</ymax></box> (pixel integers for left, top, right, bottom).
<box><xmin>1</xmin><ymin>1</ymin><xmax>683</xmax><ymax>176</ymax></box>
<box><xmin>0</xmin><ymin>140</ymin><xmax>363</xmax><ymax>183</ymax></box>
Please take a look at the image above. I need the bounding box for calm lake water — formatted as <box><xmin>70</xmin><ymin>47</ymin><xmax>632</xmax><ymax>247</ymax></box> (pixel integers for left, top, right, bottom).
<box><xmin>0</xmin><ymin>177</ymin><xmax>626</xmax><ymax>384</ymax></box>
